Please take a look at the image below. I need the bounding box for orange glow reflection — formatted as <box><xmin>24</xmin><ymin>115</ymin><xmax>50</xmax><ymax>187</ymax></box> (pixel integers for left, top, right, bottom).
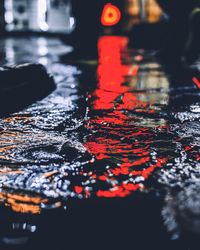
<box><xmin>0</xmin><ymin>192</ymin><xmax>48</xmax><ymax>214</ymax></box>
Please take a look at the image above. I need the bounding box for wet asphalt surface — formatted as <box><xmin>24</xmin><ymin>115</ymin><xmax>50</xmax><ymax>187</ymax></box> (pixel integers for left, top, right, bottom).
<box><xmin>0</xmin><ymin>36</ymin><xmax>199</xmax><ymax>250</ymax></box>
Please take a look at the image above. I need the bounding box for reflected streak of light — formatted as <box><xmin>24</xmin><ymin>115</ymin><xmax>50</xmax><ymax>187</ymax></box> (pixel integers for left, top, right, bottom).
<box><xmin>0</xmin><ymin>192</ymin><xmax>48</xmax><ymax>214</ymax></box>
<box><xmin>192</xmin><ymin>77</ymin><xmax>200</xmax><ymax>89</ymax></box>
<box><xmin>83</xmin><ymin>36</ymin><xmax>168</xmax><ymax>198</ymax></box>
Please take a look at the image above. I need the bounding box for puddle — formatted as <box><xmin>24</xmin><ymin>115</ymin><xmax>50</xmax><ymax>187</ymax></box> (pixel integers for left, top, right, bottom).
<box><xmin>0</xmin><ymin>36</ymin><xmax>199</xmax><ymax>249</ymax></box>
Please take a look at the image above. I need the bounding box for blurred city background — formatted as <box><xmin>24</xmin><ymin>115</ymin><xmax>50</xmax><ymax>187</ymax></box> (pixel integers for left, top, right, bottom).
<box><xmin>0</xmin><ymin>0</ymin><xmax>166</xmax><ymax>34</ymax></box>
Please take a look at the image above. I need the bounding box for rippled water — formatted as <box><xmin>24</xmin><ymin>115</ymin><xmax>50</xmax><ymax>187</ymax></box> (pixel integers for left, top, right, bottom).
<box><xmin>0</xmin><ymin>36</ymin><xmax>199</xmax><ymax>248</ymax></box>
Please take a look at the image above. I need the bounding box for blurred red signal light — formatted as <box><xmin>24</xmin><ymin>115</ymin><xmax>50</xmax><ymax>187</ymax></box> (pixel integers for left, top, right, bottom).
<box><xmin>101</xmin><ymin>3</ymin><xmax>121</xmax><ymax>26</ymax></box>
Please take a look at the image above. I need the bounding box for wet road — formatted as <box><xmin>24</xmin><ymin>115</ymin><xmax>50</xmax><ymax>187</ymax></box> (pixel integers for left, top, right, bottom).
<box><xmin>0</xmin><ymin>36</ymin><xmax>199</xmax><ymax>250</ymax></box>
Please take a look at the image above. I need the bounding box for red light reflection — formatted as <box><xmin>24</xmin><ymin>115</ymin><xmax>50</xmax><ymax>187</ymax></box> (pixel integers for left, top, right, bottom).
<box><xmin>192</xmin><ymin>77</ymin><xmax>200</xmax><ymax>89</ymax></box>
<box><xmin>81</xmin><ymin>36</ymin><xmax>167</xmax><ymax>198</ymax></box>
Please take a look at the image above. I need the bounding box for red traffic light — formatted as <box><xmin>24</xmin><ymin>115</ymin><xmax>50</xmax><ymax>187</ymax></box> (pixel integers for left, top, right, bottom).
<box><xmin>101</xmin><ymin>3</ymin><xmax>121</xmax><ymax>26</ymax></box>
